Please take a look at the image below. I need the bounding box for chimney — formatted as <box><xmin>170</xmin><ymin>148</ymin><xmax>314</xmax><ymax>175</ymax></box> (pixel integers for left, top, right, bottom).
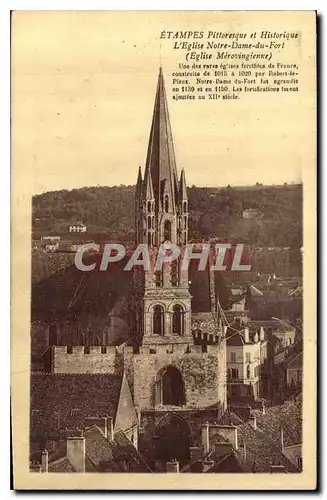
<box><xmin>259</xmin><ymin>326</ymin><xmax>265</xmax><ymax>341</ymax></box>
<box><xmin>41</xmin><ymin>450</ymin><xmax>48</xmax><ymax>473</ymax></box>
<box><xmin>107</xmin><ymin>416</ymin><xmax>114</xmax><ymax>440</ymax></box>
<box><xmin>239</xmin><ymin>442</ymin><xmax>247</xmax><ymax>461</ymax></box>
<box><xmin>67</xmin><ymin>436</ymin><xmax>86</xmax><ymax>473</ymax></box>
<box><xmin>244</xmin><ymin>327</ymin><xmax>250</xmax><ymax>343</ymax></box>
<box><xmin>249</xmin><ymin>415</ymin><xmax>257</xmax><ymax>430</ymax></box>
<box><xmin>166</xmin><ymin>459</ymin><xmax>179</xmax><ymax>473</ymax></box>
<box><xmin>201</xmin><ymin>423</ymin><xmax>210</xmax><ymax>454</ymax></box>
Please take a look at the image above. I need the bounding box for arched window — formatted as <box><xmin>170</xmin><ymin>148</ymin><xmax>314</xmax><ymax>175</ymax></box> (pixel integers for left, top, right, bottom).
<box><xmin>148</xmin><ymin>232</ymin><xmax>152</xmax><ymax>247</ymax></box>
<box><xmin>164</xmin><ymin>220</ymin><xmax>171</xmax><ymax>241</ymax></box>
<box><xmin>183</xmin><ymin>201</ymin><xmax>187</xmax><ymax>213</ymax></box>
<box><xmin>158</xmin><ymin>366</ymin><xmax>186</xmax><ymax>406</ymax></box>
<box><xmin>147</xmin><ymin>215</ymin><xmax>152</xmax><ymax>229</ymax></box>
<box><xmin>153</xmin><ymin>305</ymin><xmax>164</xmax><ymax>335</ymax></box>
<box><xmin>246</xmin><ymin>364</ymin><xmax>251</xmax><ymax>379</ymax></box>
<box><xmin>164</xmin><ymin>195</ymin><xmax>169</xmax><ymax>213</ymax></box>
<box><xmin>184</xmin><ymin>215</ymin><xmax>187</xmax><ymax>229</ymax></box>
<box><xmin>173</xmin><ymin>305</ymin><xmax>184</xmax><ymax>335</ymax></box>
<box><xmin>147</xmin><ymin>201</ymin><xmax>152</xmax><ymax>212</ymax></box>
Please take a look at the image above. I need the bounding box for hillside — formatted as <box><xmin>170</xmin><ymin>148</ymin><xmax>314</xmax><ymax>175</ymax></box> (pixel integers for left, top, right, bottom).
<box><xmin>32</xmin><ymin>184</ymin><xmax>302</xmax><ymax>248</ymax></box>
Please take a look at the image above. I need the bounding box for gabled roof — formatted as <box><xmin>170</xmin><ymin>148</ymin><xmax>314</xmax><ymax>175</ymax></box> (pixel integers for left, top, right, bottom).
<box><xmin>114</xmin><ymin>372</ymin><xmax>138</xmax><ymax>434</ymax></box>
<box><xmin>84</xmin><ymin>425</ymin><xmax>118</xmax><ymax>470</ymax></box>
<box><xmin>206</xmin><ymin>449</ymin><xmax>246</xmax><ymax>473</ymax></box>
<box><xmin>286</xmin><ymin>351</ymin><xmax>302</xmax><ymax>369</ymax></box>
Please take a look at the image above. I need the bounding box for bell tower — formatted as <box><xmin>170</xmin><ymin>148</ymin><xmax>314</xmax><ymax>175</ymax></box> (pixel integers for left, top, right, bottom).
<box><xmin>134</xmin><ymin>68</ymin><xmax>192</xmax><ymax>346</ymax></box>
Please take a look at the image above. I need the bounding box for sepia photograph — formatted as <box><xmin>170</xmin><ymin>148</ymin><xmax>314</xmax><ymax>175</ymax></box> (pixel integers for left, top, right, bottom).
<box><xmin>11</xmin><ymin>10</ymin><xmax>316</xmax><ymax>490</ymax></box>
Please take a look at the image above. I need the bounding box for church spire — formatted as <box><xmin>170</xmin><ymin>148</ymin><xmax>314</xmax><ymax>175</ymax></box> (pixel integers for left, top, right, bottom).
<box><xmin>135</xmin><ymin>166</ymin><xmax>143</xmax><ymax>198</ymax></box>
<box><xmin>179</xmin><ymin>168</ymin><xmax>188</xmax><ymax>201</ymax></box>
<box><xmin>144</xmin><ymin>67</ymin><xmax>179</xmax><ymax>213</ymax></box>
<box><xmin>143</xmin><ymin>168</ymin><xmax>154</xmax><ymax>200</ymax></box>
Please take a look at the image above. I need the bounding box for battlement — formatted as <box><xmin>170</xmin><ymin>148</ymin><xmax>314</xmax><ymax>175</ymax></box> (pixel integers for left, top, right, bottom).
<box><xmin>50</xmin><ymin>345</ymin><xmax>118</xmax><ymax>374</ymax></box>
<box><xmin>137</xmin><ymin>343</ymin><xmax>221</xmax><ymax>356</ymax></box>
<box><xmin>52</xmin><ymin>346</ymin><xmax>117</xmax><ymax>355</ymax></box>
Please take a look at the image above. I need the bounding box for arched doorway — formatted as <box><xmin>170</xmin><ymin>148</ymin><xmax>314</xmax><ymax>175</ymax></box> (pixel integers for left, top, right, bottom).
<box><xmin>153</xmin><ymin>305</ymin><xmax>164</xmax><ymax>335</ymax></box>
<box><xmin>154</xmin><ymin>413</ymin><xmax>191</xmax><ymax>468</ymax></box>
<box><xmin>172</xmin><ymin>305</ymin><xmax>184</xmax><ymax>335</ymax></box>
<box><xmin>163</xmin><ymin>220</ymin><xmax>171</xmax><ymax>241</ymax></box>
<box><xmin>155</xmin><ymin>366</ymin><xmax>186</xmax><ymax>406</ymax></box>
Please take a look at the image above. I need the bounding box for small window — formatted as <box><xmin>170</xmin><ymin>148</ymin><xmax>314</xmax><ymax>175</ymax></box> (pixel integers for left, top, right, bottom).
<box><xmin>149</xmin><ymin>348</ymin><xmax>156</xmax><ymax>354</ymax></box>
<box><xmin>183</xmin><ymin>201</ymin><xmax>187</xmax><ymax>213</ymax></box>
<box><xmin>147</xmin><ymin>201</ymin><xmax>152</xmax><ymax>212</ymax></box>
<box><xmin>84</xmin><ymin>346</ymin><xmax>90</xmax><ymax>354</ymax></box>
<box><xmin>164</xmin><ymin>195</ymin><xmax>169</xmax><ymax>213</ymax></box>
<box><xmin>101</xmin><ymin>346</ymin><xmax>107</xmax><ymax>354</ymax></box>
<box><xmin>231</xmin><ymin>352</ymin><xmax>236</xmax><ymax>363</ymax></box>
<box><xmin>202</xmin><ymin>344</ymin><xmax>207</xmax><ymax>353</ymax></box>
<box><xmin>246</xmin><ymin>352</ymin><xmax>251</xmax><ymax>363</ymax></box>
<box><xmin>67</xmin><ymin>346</ymin><xmax>73</xmax><ymax>354</ymax></box>
<box><xmin>246</xmin><ymin>364</ymin><xmax>251</xmax><ymax>378</ymax></box>
<box><xmin>155</xmin><ymin>271</ymin><xmax>163</xmax><ymax>287</ymax></box>
<box><xmin>231</xmin><ymin>368</ymin><xmax>239</xmax><ymax>379</ymax></box>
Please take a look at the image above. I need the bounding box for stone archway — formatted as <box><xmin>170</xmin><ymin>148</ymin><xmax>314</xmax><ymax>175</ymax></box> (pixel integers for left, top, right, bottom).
<box><xmin>154</xmin><ymin>413</ymin><xmax>191</xmax><ymax>468</ymax></box>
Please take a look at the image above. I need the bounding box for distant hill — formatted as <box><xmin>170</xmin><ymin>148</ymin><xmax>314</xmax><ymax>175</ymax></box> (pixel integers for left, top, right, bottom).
<box><xmin>32</xmin><ymin>183</ymin><xmax>302</xmax><ymax>248</ymax></box>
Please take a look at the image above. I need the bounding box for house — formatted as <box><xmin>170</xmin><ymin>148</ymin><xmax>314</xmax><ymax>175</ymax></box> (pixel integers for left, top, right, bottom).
<box><xmin>226</xmin><ymin>320</ymin><xmax>268</xmax><ymax>404</ymax></box>
<box><xmin>69</xmin><ymin>223</ymin><xmax>87</xmax><ymax>233</ymax></box>
<box><xmin>180</xmin><ymin>404</ymin><xmax>301</xmax><ymax>473</ymax></box>
<box><xmin>31</xmin><ymin>426</ymin><xmax>151</xmax><ymax>473</ymax></box>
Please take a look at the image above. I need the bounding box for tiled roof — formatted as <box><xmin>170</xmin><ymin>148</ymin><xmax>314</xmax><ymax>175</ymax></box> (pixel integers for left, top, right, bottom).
<box><xmin>30</xmin><ymin>373</ymin><xmax>122</xmax><ymax>440</ymax></box>
<box><xmin>222</xmin><ymin>411</ymin><xmax>300</xmax><ymax>472</ymax></box>
<box><xmin>113</xmin><ymin>430</ymin><xmax>152</xmax><ymax>472</ymax></box>
<box><xmin>84</xmin><ymin>425</ymin><xmax>119</xmax><ymax>470</ymax></box>
<box><xmin>207</xmin><ymin>449</ymin><xmax>246</xmax><ymax>473</ymax></box>
<box><xmin>252</xmin><ymin>401</ymin><xmax>302</xmax><ymax>448</ymax></box>
<box><xmin>48</xmin><ymin>456</ymin><xmax>75</xmax><ymax>472</ymax></box>
<box><xmin>286</xmin><ymin>351</ymin><xmax>302</xmax><ymax>369</ymax></box>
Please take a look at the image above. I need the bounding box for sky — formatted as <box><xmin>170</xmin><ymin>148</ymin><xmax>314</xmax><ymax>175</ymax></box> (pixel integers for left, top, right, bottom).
<box><xmin>11</xmin><ymin>11</ymin><xmax>314</xmax><ymax>194</ymax></box>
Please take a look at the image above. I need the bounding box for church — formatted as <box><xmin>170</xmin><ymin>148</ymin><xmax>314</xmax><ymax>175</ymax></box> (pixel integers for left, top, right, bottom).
<box><xmin>30</xmin><ymin>68</ymin><xmax>227</xmax><ymax>470</ymax></box>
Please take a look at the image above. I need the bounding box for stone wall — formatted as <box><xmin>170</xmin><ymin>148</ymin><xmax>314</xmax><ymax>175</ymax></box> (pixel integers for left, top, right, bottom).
<box><xmin>51</xmin><ymin>346</ymin><xmax>118</xmax><ymax>374</ymax></box>
<box><xmin>133</xmin><ymin>342</ymin><xmax>226</xmax><ymax>410</ymax></box>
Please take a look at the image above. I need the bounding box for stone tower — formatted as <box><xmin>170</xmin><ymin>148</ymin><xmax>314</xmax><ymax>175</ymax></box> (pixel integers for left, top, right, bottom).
<box><xmin>132</xmin><ymin>69</ymin><xmax>226</xmax><ymax>416</ymax></box>
<box><xmin>134</xmin><ymin>67</ymin><xmax>192</xmax><ymax>348</ymax></box>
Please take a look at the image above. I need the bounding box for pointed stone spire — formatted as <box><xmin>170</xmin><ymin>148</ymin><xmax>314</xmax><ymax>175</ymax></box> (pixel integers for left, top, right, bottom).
<box><xmin>143</xmin><ymin>168</ymin><xmax>154</xmax><ymax>200</ymax></box>
<box><xmin>179</xmin><ymin>168</ymin><xmax>187</xmax><ymax>200</ymax></box>
<box><xmin>135</xmin><ymin>166</ymin><xmax>143</xmax><ymax>198</ymax></box>
<box><xmin>144</xmin><ymin>67</ymin><xmax>179</xmax><ymax>212</ymax></box>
